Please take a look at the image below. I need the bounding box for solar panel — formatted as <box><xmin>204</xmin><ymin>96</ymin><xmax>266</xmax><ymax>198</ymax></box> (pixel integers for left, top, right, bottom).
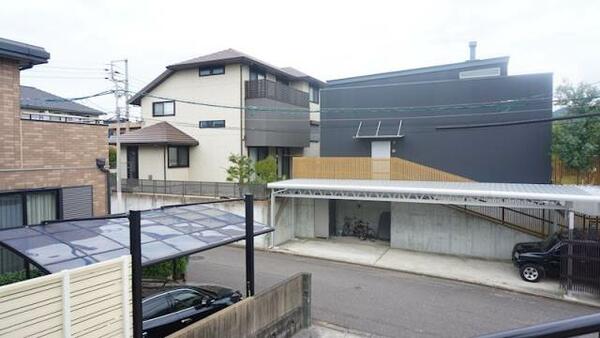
<box><xmin>0</xmin><ymin>203</ymin><xmax>272</xmax><ymax>273</ymax></box>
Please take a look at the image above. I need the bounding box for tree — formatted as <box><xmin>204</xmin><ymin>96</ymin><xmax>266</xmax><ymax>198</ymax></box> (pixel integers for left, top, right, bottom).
<box><xmin>552</xmin><ymin>82</ymin><xmax>600</xmax><ymax>183</ymax></box>
<box><xmin>254</xmin><ymin>155</ymin><xmax>278</xmax><ymax>183</ymax></box>
<box><xmin>225</xmin><ymin>154</ymin><xmax>254</xmax><ymax>184</ymax></box>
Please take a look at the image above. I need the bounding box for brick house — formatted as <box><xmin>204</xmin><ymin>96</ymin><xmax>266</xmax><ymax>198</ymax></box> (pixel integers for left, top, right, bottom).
<box><xmin>0</xmin><ymin>37</ymin><xmax>109</xmax><ymax>273</ymax></box>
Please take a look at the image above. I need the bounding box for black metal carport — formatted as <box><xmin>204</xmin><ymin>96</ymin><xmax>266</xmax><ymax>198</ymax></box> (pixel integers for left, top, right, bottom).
<box><xmin>0</xmin><ymin>195</ymin><xmax>271</xmax><ymax>337</ymax></box>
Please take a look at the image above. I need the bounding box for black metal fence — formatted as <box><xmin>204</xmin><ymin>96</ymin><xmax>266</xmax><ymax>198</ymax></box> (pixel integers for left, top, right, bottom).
<box><xmin>110</xmin><ymin>177</ymin><xmax>269</xmax><ymax>200</ymax></box>
<box><xmin>462</xmin><ymin>205</ymin><xmax>599</xmax><ymax>238</ymax></box>
<box><xmin>560</xmin><ymin>230</ymin><xmax>600</xmax><ymax>296</ymax></box>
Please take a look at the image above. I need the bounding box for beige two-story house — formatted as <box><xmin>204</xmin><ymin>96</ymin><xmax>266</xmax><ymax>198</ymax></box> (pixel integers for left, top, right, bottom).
<box><xmin>119</xmin><ymin>49</ymin><xmax>324</xmax><ymax>183</ymax></box>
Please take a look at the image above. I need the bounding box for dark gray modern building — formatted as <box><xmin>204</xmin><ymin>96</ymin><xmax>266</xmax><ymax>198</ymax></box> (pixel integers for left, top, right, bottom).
<box><xmin>321</xmin><ymin>52</ymin><xmax>553</xmax><ymax>183</ymax></box>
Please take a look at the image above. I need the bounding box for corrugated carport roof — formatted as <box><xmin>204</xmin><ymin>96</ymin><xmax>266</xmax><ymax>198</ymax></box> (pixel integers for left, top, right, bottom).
<box><xmin>268</xmin><ymin>179</ymin><xmax>600</xmax><ymax>212</ymax></box>
<box><xmin>0</xmin><ymin>203</ymin><xmax>271</xmax><ymax>274</ymax></box>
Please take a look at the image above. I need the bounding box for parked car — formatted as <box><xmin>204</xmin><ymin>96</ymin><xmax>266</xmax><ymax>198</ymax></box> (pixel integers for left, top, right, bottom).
<box><xmin>512</xmin><ymin>232</ymin><xmax>563</xmax><ymax>282</ymax></box>
<box><xmin>142</xmin><ymin>285</ymin><xmax>242</xmax><ymax>337</ymax></box>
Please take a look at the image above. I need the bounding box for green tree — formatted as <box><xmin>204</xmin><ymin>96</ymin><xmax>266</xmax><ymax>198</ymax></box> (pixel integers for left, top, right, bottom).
<box><xmin>254</xmin><ymin>155</ymin><xmax>278</xmax><ymax>183</ymax></box>
<box><xmin>109</xmin><ymin>146</ymin><xmax>117</xmax><ymax>169</ymax></box>
<box><xmin>225</xmin><ymin>154</ymin><xmax>254</xmax><ymax>184</ymax></box>
<box><xmin>552</xmin><ymin>82</ymin><xmax>600</xmax><ymax>183</ymax></box>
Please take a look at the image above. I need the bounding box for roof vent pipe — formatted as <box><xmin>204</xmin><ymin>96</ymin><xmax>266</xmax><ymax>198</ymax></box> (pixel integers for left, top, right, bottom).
<box><xmin>469</xmin><ymin>41</ymin><xmax>477</xmax><ymax>60</ymax></box>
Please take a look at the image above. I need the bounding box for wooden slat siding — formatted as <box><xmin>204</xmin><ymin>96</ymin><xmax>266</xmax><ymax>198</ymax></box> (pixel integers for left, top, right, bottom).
<box><xmin>390</xmin><ymin>157</ymin><xmax>471</xmax><ymax>182</ymax></box>
<box><xmin>552</xmin><ymin>157</ymin><xmax>600</xmax><ymax>185</ymax></box>
<box><xmin>168</xmin><ymin>273</ymin><xmax>310</xmax><ymax>338</ymax></box>
<box><xmin>292</xmin><ymin>157</ymin><xmax>470</xmax><ymax>182</ymax></box>
<box><xmin>0</xmin><ymin>256</ymin><xmax>131</xmax><ymax>338</ymax></box>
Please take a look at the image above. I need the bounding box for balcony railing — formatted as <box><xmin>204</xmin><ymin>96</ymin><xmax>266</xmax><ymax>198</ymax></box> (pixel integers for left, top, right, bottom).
<box><xmin>21</xmin><ymin>112</ymin><xmax>106</xmax><ymax>125</ymax></box>
<box><xmin>245</xmin><ymin>79</ymin><xmax>309</xmax><ymax>107</ymax></box>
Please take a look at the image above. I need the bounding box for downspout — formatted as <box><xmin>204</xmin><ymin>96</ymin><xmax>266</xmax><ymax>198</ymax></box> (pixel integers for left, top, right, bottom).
<box><xmin>97</xmin><ymin>159</ymin><xmax>111</xmax><ymax>215</ymax></box>
<box><xmin>163</xmin><ymin>145</ymin><xmax>167</xmax><ymax>182</ymax></box>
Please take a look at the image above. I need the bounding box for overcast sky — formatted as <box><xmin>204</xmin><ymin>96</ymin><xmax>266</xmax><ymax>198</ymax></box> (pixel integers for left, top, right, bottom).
<box><xmin>3</xmin><ymin>0</ymin><xmax>599</xmax><ymax>116</ymax></box>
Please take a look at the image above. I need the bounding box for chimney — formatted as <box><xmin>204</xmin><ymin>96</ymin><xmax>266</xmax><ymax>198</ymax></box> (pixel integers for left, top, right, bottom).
<box><xmin>469</xmin><ymin>41</ymin><xmax>477</xmax><ymax>61</ymax></box>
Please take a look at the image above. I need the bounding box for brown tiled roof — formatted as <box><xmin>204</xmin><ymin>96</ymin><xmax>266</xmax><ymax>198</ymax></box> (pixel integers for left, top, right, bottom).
<box><xmin>130</xmin><ymin>49</ymin><xmax>325</xmax><ymax>105</ymax></box>
<box><xmin>109</xmin><ymin>122</ymin><xmax>198</xmax><ymax>146</ymax></box>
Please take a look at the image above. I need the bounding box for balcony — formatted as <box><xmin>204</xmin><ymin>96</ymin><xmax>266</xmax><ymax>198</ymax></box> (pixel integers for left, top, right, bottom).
<box><xmin>21</xmin><ymin>111</ymin><xmax>106</xmax><ymax>125</ymax></box>
<box><xmin>245</xmin><ymin>79</ymin><xmax>309</xmax><ymax>107</ymax></box>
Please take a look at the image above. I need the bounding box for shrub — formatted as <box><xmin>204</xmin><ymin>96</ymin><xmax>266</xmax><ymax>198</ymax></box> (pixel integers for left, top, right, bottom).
<box><xmin>143</xmin><ymin>257</ymin><xmax>188</xmax><ymax>280</ymax></box>
<box><xmin>254</xmin><ymin>155</ymin><xmax>278</xmax><ymax>183</ymax></box>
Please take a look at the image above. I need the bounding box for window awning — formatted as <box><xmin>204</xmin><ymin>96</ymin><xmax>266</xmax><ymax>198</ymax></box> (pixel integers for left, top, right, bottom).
<box><xmin>0</xmin><ymin>203</ymin><xmax>272</xmax><ymax>274</ymax></box>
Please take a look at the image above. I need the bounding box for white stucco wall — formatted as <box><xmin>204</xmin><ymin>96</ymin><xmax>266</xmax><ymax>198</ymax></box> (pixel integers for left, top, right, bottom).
<box><xmin>118</xmin><ymin>145</ymin><xmax>190</xmax><ymax>181</ymax></box>
<box><xmin>136</xmin><ymin>63</ymin><xmax>320</xmax><ymax>182</ymax></box>
<box><xmin>139</xmin><ymin>64</ymin><xmax>244</xmax><ymax>182</ymax></box>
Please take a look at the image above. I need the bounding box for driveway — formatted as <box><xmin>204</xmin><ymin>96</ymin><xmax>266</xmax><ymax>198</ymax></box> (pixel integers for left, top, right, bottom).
<box><xmin>186</xmin><ymin>246</ymin><xmax>596</xmax><ymax>338</ymax></box>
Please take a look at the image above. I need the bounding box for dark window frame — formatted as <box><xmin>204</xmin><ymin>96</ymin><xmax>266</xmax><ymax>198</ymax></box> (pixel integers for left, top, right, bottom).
<box><xmin>199</xmin><ymin>120</ymin><xmax>226</xmax><ymax>128</ymax></box>
<box><xmin>152</xmin><ymin>101</ymin><xmax>176</xmax><ymax>117</ymax></box>
<box><xmin>167</xmin><ymin>146</ymin><xmax>190</xmax><ymax>168</ymax></box>
<box><xmin>309</xmin><ymin>85</ymin><xmax>320</xmax><ymax>103</ymax></box>
<box><xmin>0</xmin><ymin>188</ymin><xmax>61</xmax><ymax>226</ymax></box>
<box><xmin>199</xmin><ymin>65</ymin><xmax>225</xmax><ymax>77</ymax></box>
<box><xmin>249</xmin><ymin>67</ymin><xmax>266</xmax><ymax>81</ymax></box>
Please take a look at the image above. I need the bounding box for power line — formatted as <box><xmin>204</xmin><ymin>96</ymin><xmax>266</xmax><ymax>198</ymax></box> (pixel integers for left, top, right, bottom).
<box><xmin>436</xmin><ymin>111</ymin><xmax>600</xmax><ymax>130</ymax></box>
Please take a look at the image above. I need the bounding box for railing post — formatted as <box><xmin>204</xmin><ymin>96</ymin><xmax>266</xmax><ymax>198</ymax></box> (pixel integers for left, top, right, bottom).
<box><xmin>129</xmin><ymin>210</ymin><xmax>143</xmax><ymax>338</ymax></box>
<box><xmin>245</xmin><ymin>194</ymin><xmax>255</xmax><ymax>297</ymax></box>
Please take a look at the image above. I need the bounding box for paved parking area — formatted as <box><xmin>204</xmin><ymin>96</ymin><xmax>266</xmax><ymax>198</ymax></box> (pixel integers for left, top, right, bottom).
<box><xmin>187</xmin><ymin>246</ymin><xmax>597</xmax><ymax>337</ymax></box>
<box><xmin>273</xmin><ymin>237</ymin><xmax>600</xmax><ymax>307</ymax></box>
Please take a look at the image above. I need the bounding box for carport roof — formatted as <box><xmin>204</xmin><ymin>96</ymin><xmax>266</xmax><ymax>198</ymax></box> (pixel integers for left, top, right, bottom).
<box><xmin>268</xmin><ymin>179</ymin><xmax>600</xmax><ymax>211</ymax></box>
<box><xmin>0</xmin><ymin>203</ymin><xmax>272</xmax><ymax>274</ymax></box>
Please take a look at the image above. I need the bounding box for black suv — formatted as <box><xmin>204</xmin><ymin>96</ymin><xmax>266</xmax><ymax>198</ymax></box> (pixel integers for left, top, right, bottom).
<box><xmin>142</xmin><ymin>285</ymin><xmax>242</xmax><ymax>337</ymax></box>
<box><xmin>512</xmin><ymin>232</ymin><xmax>563</xmax><ymax>282</ymax></box>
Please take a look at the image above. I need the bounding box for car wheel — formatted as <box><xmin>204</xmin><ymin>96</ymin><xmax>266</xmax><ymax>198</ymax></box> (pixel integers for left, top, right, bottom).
<box><xmin>520</xmin><ymin>264</ymin><xmax>543</xmax><ymax>282</ymax></box>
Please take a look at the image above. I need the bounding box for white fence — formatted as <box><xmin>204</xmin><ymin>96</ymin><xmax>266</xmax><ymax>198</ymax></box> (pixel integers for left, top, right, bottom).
<box><xmin>0</xmin><ymin>256</ymin><xmax>132</xmax><ymax>338</ymax></box>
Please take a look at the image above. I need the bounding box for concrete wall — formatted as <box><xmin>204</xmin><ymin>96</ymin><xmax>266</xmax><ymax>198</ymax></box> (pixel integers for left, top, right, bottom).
<box><xmin>390</xmin><ymin>202</ymin><xmax>539</xmax><ymax>260</ymax></box>
<box><xmin>334</xmin><ymin>200</ymin><xmax>390</xmax><ymax>237</ymax></box>
<box><xmin>168</xmin><ymin>273</ymin><xmax>311</xmax><ymax>338</ymax></box>
<box><xmin>112</xmin><ymin>192</ymin><xmax>271</xmax><ymax>249</ymax></box>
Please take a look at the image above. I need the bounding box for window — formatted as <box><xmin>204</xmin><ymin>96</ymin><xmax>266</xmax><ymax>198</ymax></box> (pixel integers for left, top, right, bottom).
<box><xmin>458</xmin><ymin>67</ymin><xmax>501</xmax><ymax>79</ymax></box>
<box><xmin>276</xmin><ymin>77</ymin><xmax>289</xmax><ymax>86</ymax></box>
<box><xmin>0</xmin><ymin>190</ymin><xmax>58</xmax><ymax>273</ymax></box>
<box><xmin>168</xmin><ymin>146</ymin><xmax>189</xmax><ymax>168</ymax></box>
<box><xmin>309</xmin><ymin>85</ymin><xmax>319</xmax><ymax>103</ymax></box>
<box><xmin>143</xmin><ymin>295</ymin><xmax>171</xmax><ymax>320</ymax></box>
<box><xmin>152</xmin><ymin>101</ymin><xmax>175</xmax><ymax>117</ymax></box>
<box><xmin>171</xmin><ymin>290</ymin><xmax>205</xmax><ymax>311</ymax></box>
<box><xmin>249</xmin><ymin>67</ymin><xmax>266</xmax><ymax>81</ymax></box>
<box><xmin>199</xmin><ymin>120</ymin><xmax>225</xmax><ymax>128</ymax></box>
<box><xmin>199</xmin><ymin>65</ymin><xmax>225</xmax><ymax>77</ymax></box>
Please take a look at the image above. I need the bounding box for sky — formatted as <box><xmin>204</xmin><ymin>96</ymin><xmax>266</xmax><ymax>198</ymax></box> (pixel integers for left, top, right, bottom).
<box><xmin>3</xmin><ymin>0</ymin><xmax>599</xmax><ymax>117</ymax></box>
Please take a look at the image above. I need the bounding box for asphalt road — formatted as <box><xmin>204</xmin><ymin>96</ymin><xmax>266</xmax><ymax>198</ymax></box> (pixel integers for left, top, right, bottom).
<box><xmin>186</xmin><ymin>246</ymin><xmax>597</xmax><ymax>338</ymax></box>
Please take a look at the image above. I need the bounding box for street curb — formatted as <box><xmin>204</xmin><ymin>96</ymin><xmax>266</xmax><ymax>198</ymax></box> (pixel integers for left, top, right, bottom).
<box><xmin>267</xmin><ymin>246</ymin><xmax>600</xmax><ymax>309</ymax></box>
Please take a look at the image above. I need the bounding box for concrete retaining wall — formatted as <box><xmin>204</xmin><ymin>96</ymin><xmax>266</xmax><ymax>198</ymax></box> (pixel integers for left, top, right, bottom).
<box><xmin>167</xmin><ymin>273</ymin><xmax>311</xmax><ymax>338</ymax></box>
<box><xmin>112</xmin><ymin>192</ymin><xmax>271</xmax><ymax>249</ymax></box>
<box><xmin>391</xmin><ymin>203</ymin><xmax>539</xmax><ymax>260</ymax></box>
<box><xmin>334</xmin><ymin>200</ymin><xmax>390</xmax><ymax>236</ymax></box>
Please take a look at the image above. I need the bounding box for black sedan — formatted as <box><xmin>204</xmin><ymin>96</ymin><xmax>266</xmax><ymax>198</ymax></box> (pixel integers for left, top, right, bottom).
<box><xmin>142</xmin><ymin>285</ymin><xmax>242</xmax><ymax>337</ymax></box>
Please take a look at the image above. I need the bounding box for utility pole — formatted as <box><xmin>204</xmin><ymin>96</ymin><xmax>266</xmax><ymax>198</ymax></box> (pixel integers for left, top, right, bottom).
<box><xmin>106</xmin><ymin>59</ymin><xmax>129</xmax><ymax>213</ymax></box>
